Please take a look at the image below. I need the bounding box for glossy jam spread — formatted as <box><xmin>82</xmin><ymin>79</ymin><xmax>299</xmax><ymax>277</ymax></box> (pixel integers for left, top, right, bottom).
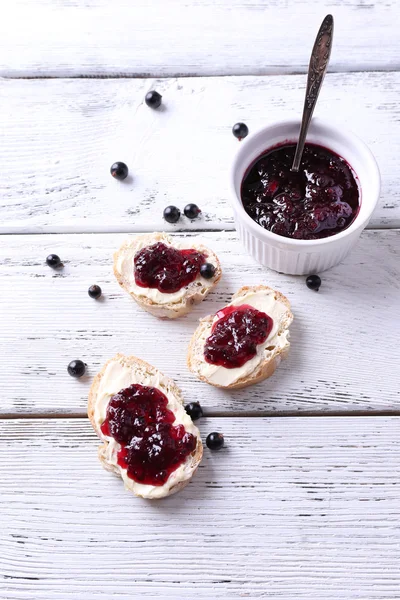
<box><xmin>100</xmin><ymin>384</ymin><xmax>197</xmax><ymax>486</ymax></box>
<box><xmin>241</xmin><ymin>143</ymin><xmax>360</xmax><ymax>240</ymax></box>
<box><xmin>134</xmin><ymin>242</ymin><xmax>206</xmax><ymax>293</ymax></box>
<box><xmin>204</xmin><ymin>304</ymin><xmax>273</xmax><ymax>369</ymax></box>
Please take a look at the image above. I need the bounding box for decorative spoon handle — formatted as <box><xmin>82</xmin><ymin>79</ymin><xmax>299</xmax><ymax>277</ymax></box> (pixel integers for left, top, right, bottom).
<box><xmin>291</xmin><ymin>14</ymin><xmax>334</xmax><ymax>172</ymax></box>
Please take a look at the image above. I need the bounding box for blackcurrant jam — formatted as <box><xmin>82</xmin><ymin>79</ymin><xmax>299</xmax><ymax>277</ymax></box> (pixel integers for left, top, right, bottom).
<box><xmin>134</xmin><ymin>242</ymin><xmax>206</xmax><ymax>293</ymax></box>
<box><xmin>241</xmin><ymin>143</ymin><xmax>360</xmax><ymax>240</ymax></box>
<box><xmin>101</xmin><ymin>384</ymin><xmax>197</xmax><ymax>486</ymax></box>
<box><xmin>204</xmin><ymin>305</ymin><xmax>273</xmax><ymax>369</ymax></box>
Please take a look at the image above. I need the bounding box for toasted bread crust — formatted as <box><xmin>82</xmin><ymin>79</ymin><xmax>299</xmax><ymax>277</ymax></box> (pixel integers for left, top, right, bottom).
<box><xmin>113</xmin><ymin>233</ymin><xmax>222</xmax><ymax>319</ymax></box>
<box><xmin>88</xmin><ymin>353</ymin><xmax>203</xmax><ymax>498</ymax></box>
<box><xmin>187</xmin><ymin>285</ymin><xmax>293</xmax><ymax>390</ymax></box>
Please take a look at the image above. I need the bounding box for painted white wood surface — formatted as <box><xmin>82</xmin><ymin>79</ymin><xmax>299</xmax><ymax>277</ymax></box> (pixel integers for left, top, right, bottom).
<box><xmin>2</xmin><ymin>2</ymin><xmax>400</xmax><ymax>595</ymax></box>
<box><xmin>1</xmin><ymin>230</ymin><xmax>399</xmax><ymax>416</ymax></box>
<box><xmin>1</xmin><ymin>72</ymin><xmax>400</xmax><ymax>234</ymax></box>
<box><xmin>2</xmin><ymin>1</ymin><xmax>399</xmax><ymax>77</ymax></box>
<box><xmin>1</xmin><ymin>416</ymin><xmax>399</xmax><ymax>599</ymax></box>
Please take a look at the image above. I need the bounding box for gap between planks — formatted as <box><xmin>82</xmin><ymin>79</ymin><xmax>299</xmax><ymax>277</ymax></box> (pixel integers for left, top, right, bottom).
<box><xmin>1</xmin><ymin>410</ymin><xmax>400</xmax><ymax>420</ymax></box>
<box><xmin>0</xmin><ymin>225</ymin><xmax>236</xmax><ymax>235</ymax></box>
<box><xmin>4</xmin><ymin>67</ymin><xmax>400</xmax><ymax>80</ymax></box>
<box><xmin>1</xmin><ymin>225</ymin><xmax>399</xmax><ymax>236</ymax></box>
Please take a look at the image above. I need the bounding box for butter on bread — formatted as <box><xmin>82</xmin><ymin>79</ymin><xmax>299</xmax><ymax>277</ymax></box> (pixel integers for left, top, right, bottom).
<box><xmin>187</xmin><ymin>285</ymin><xmax>293</xmax><ymax>390</ymax></box>
<box><xmin>88</xmin><ymin>354</ymin><xmax>203</xmax><ymax>499</ymax></box>
<box><xmin>113</xmin><ymin>232</ymin><xmax>222</xmax><ymax>319</ymax></box>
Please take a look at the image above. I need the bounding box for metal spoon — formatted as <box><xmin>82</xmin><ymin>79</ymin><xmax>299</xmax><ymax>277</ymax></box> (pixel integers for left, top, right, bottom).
<box><xmin>291</xmin><ymin>14</ymin><xmax>334</xmax><ymax>172</ymax></box>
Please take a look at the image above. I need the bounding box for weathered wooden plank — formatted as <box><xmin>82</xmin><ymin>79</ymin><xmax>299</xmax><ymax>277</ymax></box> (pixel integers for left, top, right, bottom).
<box><xmin>1</xmin><ymin>72</ymin><xmax>399</xmax><ymax>234</ymax></box>
<box><xmin>2</xmin><ymin>1</ymin><xmax>400</xmax><ymax>77</ymax></box>
<box><xmin>1</xmin><ymin>416</ymin><xmax>399</xmax><ymax>599</ymax></box>
<box><xmin>0</xmin><ymin>230</ymin><xmax>398</xmax><ymax>416</ymax></box>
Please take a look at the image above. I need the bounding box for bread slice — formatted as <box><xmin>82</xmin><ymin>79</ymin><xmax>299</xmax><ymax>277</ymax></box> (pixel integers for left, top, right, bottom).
<box><xmin>88</xmin><ymin>353</ymin><xmax>203</xmax><ymax>499</ymax></box>
<box><xmin>187</xmin><ymin>285</ymin><xmax>293</xmax><ymax>390</ymax></box>
<box><xmin>113</xmin><ymin>232</ymin><xmax>222</xmax><ymax>319</ymax></box>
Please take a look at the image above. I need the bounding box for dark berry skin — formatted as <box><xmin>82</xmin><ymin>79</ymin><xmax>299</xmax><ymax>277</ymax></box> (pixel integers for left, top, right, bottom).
<box><xmin>67</xmin><ymin>360</ymin><xmax>86</xmax><ymax>378</ymax></box>
<box><xmin>46</xmin><ymin>254</ymin><xmax>61</xmax><ymax>268</ymax></box>
<box><xmin>206</xmin><ymin>432</ymin><xmax>224</xmax><ymax>450</ymax></box>
<box><xmin>145</xmin><ymin>90</ymin><xmax>162</xmax><ymax>109</ymax></box>
<box><xmin>185</xmin><ymin>402</ymin><xmax>203</xmax><ymax>421</ymax></box>
<box><xmin>110</xmin><ymin>162</ymin><xmax>129</xmax><ymax>181</ymax></box>
<box><xmin>88</xmin><ymin>285</ymin><xmax>102</xmax><ymax>299</ymax></box>
<box><xmin>306</xmin><ymin>274</ymin><xmax>322</xmax><ymax>291</ymax></box>
<box><xmin>232</xmin><ymin>122</ymin><xmax>249</xmax><ymax>140</ymax></box>
<box><xmin>163</xmin><ymin>205</ymin><xmax>181</xmax><ymax>224</ymax></box>
<box><xmin>200</xmin><ymin>263</ymin><xmax>216</xmax><ymax>279</ymax></box>
<box><xmin>184</xmin><ymin>203</ymin><xmax>201</xmax><ymax>219</ymax></box>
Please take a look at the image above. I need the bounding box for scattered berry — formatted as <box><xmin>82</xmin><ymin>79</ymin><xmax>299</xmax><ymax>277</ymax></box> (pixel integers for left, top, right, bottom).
<box><xmin>184</xmin><ymin>203</ymin><xmax>201</xmax><ymax>219</ymax></box>
<box><xmin>185</xmin><ymin>402</ymin><xmax>204</xmax><ymax>421</ymax></box>
<box><xmin>46</xmin><ymin>254</ymin><xmax>61</xmax><ymax>268</ymax></box>
<box><xmin>206</xmin><ymin>432</ymin><xmax>224</xmax><ymax>450</ymax></box>
<box><xmin>200</xmin><ymin>263</ymin><xmax>216</xmax><ymax>279</ymax></box>
<box><xmin>110</xmin><ymin>162</ymin><xmax>129</xmax><ymax>181</ymax></box>
<box><xmin>232</xmin><ymin>122</ymin><xmax>249</xmax><ymax>140</ymax></box>
<box><xmin>163</xmin><ymin>205</ymin><xmax>181</xmax><ymax>224</ymax></box>
<box><xmin>67</xmin><ymin>360</ymin><xmax>86</xmax><ymax>378</ymax></box>
<box><xmin>88</xmin><ymin>285</ymin><xmax>102</xmax><ymax>299</ymax></box>
<box><xmin>145</xmin><ymin>90</ymin><xmax>162</xmax><ymax>109</ymax></box>
<box><xmin>306</xmin><ymin>274</ymin><xmax>322</xmax><ymax>291</ymax></box>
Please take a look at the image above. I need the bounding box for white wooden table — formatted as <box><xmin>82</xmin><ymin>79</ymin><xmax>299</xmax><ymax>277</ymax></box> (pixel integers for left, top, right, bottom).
<box><xmin>1</xmin><ymin>2</ymin><xmax>399</xmax><ymax>598</ymax></box>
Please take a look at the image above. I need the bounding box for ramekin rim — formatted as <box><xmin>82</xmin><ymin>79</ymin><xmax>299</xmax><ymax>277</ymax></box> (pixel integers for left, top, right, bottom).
<box><xmin>230</xmin><ymin>118</ymin><xmax>381</xmax><ymax>248</ymax></box>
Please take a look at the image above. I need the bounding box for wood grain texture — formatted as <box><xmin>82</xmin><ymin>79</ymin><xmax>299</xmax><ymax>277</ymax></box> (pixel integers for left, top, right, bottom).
<box><xmin>2</xmin><ymin>0</ymin><xmax>400</xmax><ymax>77</ymax></box>
<box><xmin>1</xmin><ymin>416</ymin><xmax>399</xmax><ymax>599</ymax></box>
<box><xmin>1</xmin><ymin>72</ymin><xmax>400</xmax><ymax>234</ymax></box>
<box><xmin>1</xmin><ymin>230</ymin><xmax>399</xmax><ymax>416</ymax></box>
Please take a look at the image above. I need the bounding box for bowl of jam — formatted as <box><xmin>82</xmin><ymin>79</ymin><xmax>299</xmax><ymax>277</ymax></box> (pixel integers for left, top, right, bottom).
<box><xmin>230</xmin><ymin>119</ymin><xmax>380</xmax><ymax>274</ymax></box>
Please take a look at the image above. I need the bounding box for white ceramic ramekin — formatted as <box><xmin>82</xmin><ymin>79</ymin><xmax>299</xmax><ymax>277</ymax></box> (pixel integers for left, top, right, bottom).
<box><xmin>230</xmin><ymin>119</ymin><xmax>380</xmax><ymax>275</ymax></box>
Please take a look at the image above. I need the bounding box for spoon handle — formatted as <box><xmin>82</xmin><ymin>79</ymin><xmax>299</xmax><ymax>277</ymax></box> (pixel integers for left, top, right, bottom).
<box><xmin>291</xmin><ymin>14</ymin><xmax>334</xmax><ymax>172</ymax></box>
